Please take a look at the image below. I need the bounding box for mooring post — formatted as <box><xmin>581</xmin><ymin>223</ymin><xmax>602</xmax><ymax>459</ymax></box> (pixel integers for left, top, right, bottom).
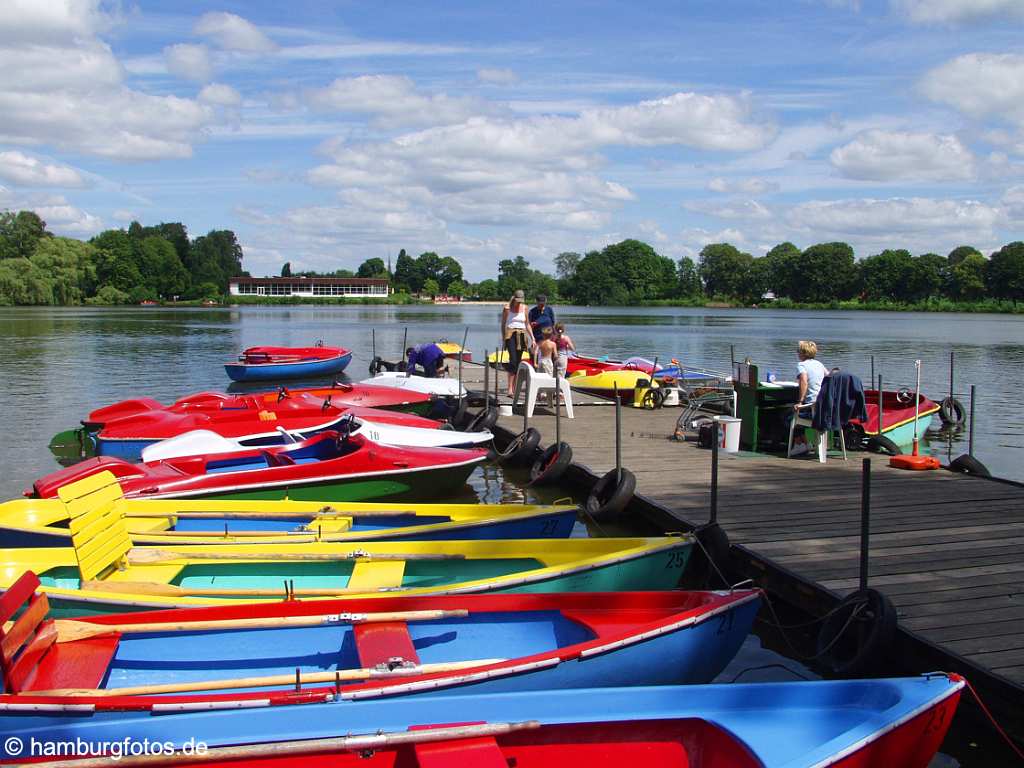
<box><xmin>482</xmin><ymin>349</ymin><xmax>489</xmax><ymax>408</ymax></box>
<box><xmin>402</xmin><ymin>328</ymin><xmax>407</xmax><ymax>360</ymax></box>
<box><xmin>494</xmin><ymin>347</ymin><xmax>499</xmax><ymax>407</ymax></box>
<box><xmin>710</xmin><ymin>418</ymin><xmax>719</xmax><ymax>524</ymax></box>
<box><xmin>969</xmin><ymin>384</ymin><xmax>976</xmax><ymax>457</ymax></box>
<box><xmin>614</xmin><ymin>383</ymin><xmax>622</xmax><ymax>484</ymax></box>
<box><xmin>458</xmin><ymin>326</ymin><xmax>468</xmax><ymax>387</ymax></box>
<box><xmin>870</xmin><ymin>355</ymin><xmax>874</xmax><ymax>388</ymax></box>
<box><xmin>877</xmin><ymin>374</ymin><xmax>884</xmax><ymax>435</ymax></box>
<box><xmin>949</xmin><ymin>350</ymin><xmax>955</xmax><ymax>400</ymax></box>
<box><xmin>372</xmin><ymin>328</ymin><xmax>376</xmax><ymax>361</ymax></box>
<box><xmin>730</xmin><ymin>344</ymin><xmax>735</xmax><ymax>372</ymax></box>
<box><xmin>554</xmin><ymin>361</ymin><xmax>562</xmax><ymax>445</ymax></box>
<box><xmin>860</xmin><ymin>458</ymin><xmax>871</xmax><ymax>592</ymax></box>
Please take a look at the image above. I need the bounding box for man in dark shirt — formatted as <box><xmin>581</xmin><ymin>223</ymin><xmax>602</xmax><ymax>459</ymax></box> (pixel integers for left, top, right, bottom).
<box><xmin>528</xmin><ymin>294</ymin><xmax>555</xmax><ymax>342</ymax></box>
<box><xmin>405</xmin><ymin>343</ymin><xmax>446</xmax><ymax>377</ymax></box>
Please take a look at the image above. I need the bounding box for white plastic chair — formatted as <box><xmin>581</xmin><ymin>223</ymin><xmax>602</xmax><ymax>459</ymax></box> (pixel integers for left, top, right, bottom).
<box><xmin>787</xmin><ymin>402</ymin><xmax>846</xmax><ymax>463</ymax></box>
<box><xmin>512</xmin><ymin>361</ymin><xmax>574</xmax><ymax>419</ymax></box>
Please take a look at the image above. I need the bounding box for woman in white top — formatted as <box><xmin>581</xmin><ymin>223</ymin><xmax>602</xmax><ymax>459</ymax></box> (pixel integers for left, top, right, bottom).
<box><xmin>500</xmin><ymin>289</ymin><xmax>534</xmax><ymax>396</ymax></box>
<box><xmin>790</xmin><ymin>339</ymin><xmax>828</xmax><ymax>455</ymax></box>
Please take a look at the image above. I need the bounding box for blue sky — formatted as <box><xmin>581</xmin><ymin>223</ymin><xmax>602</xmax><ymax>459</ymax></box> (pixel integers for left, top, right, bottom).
<box><xmin>2</xmin><ymin>0</ymin><xmax>1023</xmax><ymax>280</ymax></box>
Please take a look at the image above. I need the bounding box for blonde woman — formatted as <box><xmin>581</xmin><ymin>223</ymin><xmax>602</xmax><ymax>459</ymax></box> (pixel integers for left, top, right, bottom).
<box><xmin>790</xmin><ymin>340</ymin><xmax>828</xmax><ymax>455</ymax></box>
<box><xmin>500</xmin><ymin>289</ymin><xmax>533</xmax><ymax>396</ymax></box>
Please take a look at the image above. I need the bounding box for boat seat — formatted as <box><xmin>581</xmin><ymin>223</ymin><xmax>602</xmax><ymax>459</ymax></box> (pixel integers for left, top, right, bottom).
<box><xmin>512</xmin><ymin>361</ymin><xmax>574</xmax><ymax>419</ymax></box>
<box><xmin>353</xmin><ymin>622</ymin><xmax>420</xmax><ymax>669</ymax></box>
<box><xmin>19</xmin><ymin>636</ymin><xmax>120</xmax><ymax>693</ymax></box>
<box><xmin>414</xmin><ymin>734</ymin><xmax>507</xmax><ymax>767</ymax></box>
<box><xmin>347</xmin><ymin>560</ymin><xmax>405</xmax><ymax>591</ymax></box>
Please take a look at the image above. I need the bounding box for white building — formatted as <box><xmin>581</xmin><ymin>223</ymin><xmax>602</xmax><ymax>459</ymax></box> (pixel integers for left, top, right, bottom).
<box><xmin>229</xmin><ymin>276</ymin><xmax>390</xmax><ymax>298</ymax></box>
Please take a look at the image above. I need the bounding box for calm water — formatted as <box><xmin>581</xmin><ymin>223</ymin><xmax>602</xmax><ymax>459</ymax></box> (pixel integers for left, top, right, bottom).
<box><xmin>0</xmin><ymin>303</ymin><xmax>1021</xmax><ymax>497</ymax></box>
<box><xmin>0</xmin><ymin>303</ymin><xmax>1017</xmax><ymax>764</ymax></box>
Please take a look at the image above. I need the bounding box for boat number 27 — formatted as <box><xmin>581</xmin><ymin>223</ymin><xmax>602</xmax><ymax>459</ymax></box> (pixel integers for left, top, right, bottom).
<box><xmin>665</xmin><ymin>550</ymin><xmax>686</xmax><ymax>569</ymax></box>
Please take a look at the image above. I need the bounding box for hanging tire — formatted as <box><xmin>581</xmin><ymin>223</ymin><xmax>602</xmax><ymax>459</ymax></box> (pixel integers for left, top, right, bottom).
<box><xmin>640</xmin><ymin>387</ymin><xmax>666</xmax><ymax>410</ymax></box>
<box><xmin>843</xmin><ymin>422</ymin><xmax>868</xmax><ymax>451</ymax></box>
<box><xmin>368</xmin><ymin>357</ymin><xmax>383</xmax><ymax>376</ymax></box>
<box><xmin>817</xmin><ymin>588</ymin><xmax>897</xmax><ymax>677</ymax></box>
<box><xmin>464</xmin><ymin>407</ymin><xmax>497</xmax><ymax>434</ymax></box>
<box><xmin>949</xmin><ymin>453</ymin><xmax>991</xmax><ymax>478</ymax></box>
<box><xmin>498</xmin><ymin>427</ymin><xmax>541</xmax><ymax>465</ymax></box>
<box><xmin>693</xmin><ymin>522</ymin><xmax>731</xmax><ymax>586</ymax></box>
<box><xmin>451</xmin><ymin>397</ymin><xmax>469</xmax><ymax>428</ymax></box>
<box><xmin>866</xmin><ymin>435</ymin><xmax>902</xmax><ymax>456</ymax></box>
<box><xmin>585</xmin><ymin>468</ymin><xmax>636</xmax><ymax>521</ymax></box>
<box><xmin>530</xmin><ymin>442</ymin><xmax>573</xmax><ymax>485</ymax></box>
<box><xmin>939</xmin><ymin>396</ymin><xmax>965</xmax><ymax>425</ymax></box>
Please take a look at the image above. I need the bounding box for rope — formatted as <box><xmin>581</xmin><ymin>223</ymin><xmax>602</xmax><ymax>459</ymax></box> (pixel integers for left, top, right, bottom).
<box><xmin>727</xmin><ymin>663</ymin><xmax>814</xmax><ymax>684</ymax></box>
<box><xmin>758</xmin><ymin>589</ymin><xmax>867</xmax><ymax>663</ymax></box>
<box><xmin>962</xmin><ymin>676</ymin><xmax>1024</xmax><ymax>761</ymax></box>
<box><xmin>692</xmin><ymin>534</ymin><xmax>731</xmax><ymax>589</ymax></box>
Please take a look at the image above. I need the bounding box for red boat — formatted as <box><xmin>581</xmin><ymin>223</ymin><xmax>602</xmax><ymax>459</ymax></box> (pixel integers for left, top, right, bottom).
<box><xmin>847</xmin><ymin>389</ymin><xmax>941</xmax><ymax>449</ymax></box>
<box><xmin>84</xmin><ymin>383</ymin><xmax>434</xmax><ymax>429</ymax></box>
<box><xmin>31</xmin><ymin>430</ymin><xmax>488</xmax><ymax>502</ymax></box>
<box><xmin>89</xmin><ymin>393</ymin><xmax>443</xmax><ymax>458</ymax></box>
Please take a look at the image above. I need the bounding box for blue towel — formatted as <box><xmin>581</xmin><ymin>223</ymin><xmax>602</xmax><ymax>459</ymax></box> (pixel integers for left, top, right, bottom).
<box><xmin>812</xmin><ymin>370</ymin><xmax>867</xmax><ymax>432</ymax></box>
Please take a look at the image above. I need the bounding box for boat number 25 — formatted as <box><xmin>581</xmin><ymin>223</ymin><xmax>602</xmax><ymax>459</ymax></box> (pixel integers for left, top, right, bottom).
<box><xmin>665</xmin><ymin>550</ymin><xmax>686</xmax><ymax>569</ymax></box>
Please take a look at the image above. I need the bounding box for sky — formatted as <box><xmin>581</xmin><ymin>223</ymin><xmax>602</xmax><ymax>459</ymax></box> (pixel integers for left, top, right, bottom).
<box><xmin>1</xmin><ymin>0</ymin><xmax>1024</xmax><ymax>281</ymax></box>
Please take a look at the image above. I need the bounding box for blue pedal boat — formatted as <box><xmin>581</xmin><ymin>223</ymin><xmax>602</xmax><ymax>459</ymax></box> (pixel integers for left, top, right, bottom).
<box><xmin>225</xmin><ymin>346</ymin><xmax>353</xmax><ymax>382</ymax></box>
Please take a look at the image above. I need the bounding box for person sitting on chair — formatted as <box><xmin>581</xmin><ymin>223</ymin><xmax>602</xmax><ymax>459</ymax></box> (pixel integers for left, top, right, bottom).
<box><xmin>790</xmin><ymin>339</ymin><xmax>828</xmax><ymax>455</ymax></box>
<box><xmin>405</xmin><ymin>343</ymin><xmax>447</xmax><ymax>378</ymax></box>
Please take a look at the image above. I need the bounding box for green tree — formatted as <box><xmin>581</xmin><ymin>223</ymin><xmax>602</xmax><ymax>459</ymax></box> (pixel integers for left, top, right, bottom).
<box><xmin>86</xmin><ymin>284</ymin><xmax>131</xmax><ymax>305</ymax></box>
<box><xmin>698</xmin><ymin>243</ymin><xmax>752</xmax><ymax>298</ymax></box>
<box><xmin>393</xmin><ymin>250</ymin><xmax>419</xmax><ymax>292</ymax></box>
<box><xmin>986</xmin><ymin>242</ymin><xmax>1024</xmax><ymax>304</ymax></box>
<box><xmin>437</xmin><ymin>257</ymin><xmax>463</xmax><ymax>291</ymax></box>
<box><xmin>602</xmin><ymin>239</ymin><xmax>677</xmax><ymax>302</ymax></box>
<box><xmin>474</xmin><ymin>279</ymin><xmax>500</xmax><ymax>300</ymax></box>
<box><xmin>188</xmin><ymin>230</ymin><xmax>244</xmax><ymax>294</ymax></box>
<box><xmin>357</xmin><ymin>257</ymin><xmax>387</xmax><ymax>279</ymax></box>
<box><xmin>739</xmin><ymin>257</ymin><xmax>772</xmax><ymax>303</ymax></box>
<box><xmin>281</xmin><ymin>262</ymin><xmax>292</xmax><ymax>277</ymax></box>
<box><xmin>907</xmin><ymin>253</ymin><xmax>946</xmax><ymax>302</ymax></box>
<box><xmin>416</xmin><ymin>252</ymin><xmax>443</xmax><ymax>285</ymax></box>
<box><xmin>572</xmin><ymin>249</ymin><xmax>628</xmax><ymax>305</ymax></box>
<box><xmin>948</xmin><ymin>253</ymin><xmax>988</xmax><ymax>301</ymax></box>
<box><xmin>794</xmin><ymin>242</ymin><xmax>857</xmax><ymax>303</ymax></box>
<box><xmin>764</xmin><ymin>241</ymin><xmax>801</xmax><ymax>298</ymax></box>
<box><xmin>139</xmin><ymin>236</ymin><xmax>189</xmax><ymax>298</ymax></box>
<box><xmin>422</xmin><ymin>277</ymin><xmax>440</xmax><ymax>296</ymax></box>
<box><xmin>91</xmin><ymin>229</ymin><xmax>143</xmax><ymax>293</ymax></box>
<box><xmin>859</xmin><ymin>249</ymin><xmax>914</xmax><ymax>302</ymax></box>
<box><xmin>30</xmin><ymin>237</ymin><xmax>98</xmax><ymax>304</ymax></box>
<box><xmin>948</xmin><ymin>245</ymin><xmax>982</xmax><ymax>266</ymax></box>
<box><xmin>497</xmin><ymin>256</ymin><xmax>532</xmax><ymax>298</ymax></box>
<box><xmin>676</xmin><ymin>256</ymin><xmax>701</xmax><ymax>298</ymax></box>
<box><xmin>555</xmin><ymin>252</ymin><xmax>581</xmax><ymax>281</ymax></box>
<box><xmin>447</xmin><ymin>279</ymin><xmax>468</xmax><ymax>297</ymax></box>
<box><xmin>0</xmin><ymin>210</ymin><xmax>50</xmax><ymax>260</ymax></box>
<box><xmin>0</xmin><ymin>258</ymin><xmax>56</xmax><ymax>304</ymax></box>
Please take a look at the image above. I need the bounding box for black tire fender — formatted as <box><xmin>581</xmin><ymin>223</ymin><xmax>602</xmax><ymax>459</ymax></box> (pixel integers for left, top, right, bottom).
<box><xmin>640</xmin><ymin>387</ymin><xmax>666</xmax><ymax>410</ymax></box>
<box><xmin>866</xmin><ymin>434</ymin><xmax>902</xmax><ymax>456</ymax></box>
<box><xmin>530</xmin><ymin>442</ymin><xmax>573</xmax><ymax>485</ymax></box>
<box><xmin>368</xmin><ymin>357</ymin><xmax>383</xmax><ymax>376</ymax></box>
<box><xmin>585</xmin><ymin>468</ymin><xmax>636</xmax><ymax>521</ymax></box>
<box><xmin>816</xmin><ymin>588</ymin><xmax>897</xmax><ymax>677</ymax></box>
<box><xmin>939</xmin><ymin>396</ymin><xmax>965</xmax><ymax>425</ymax></box>
<box><xmin>948</xmin><ymin>453</ymin><xmax>991</xmax><ymax>478</ymax></box>
<box><xmin>499</xmin><ymin>427</ymin><xmax>541</xmax><ymax>465</ymax></box>
<box><xmin>464</xmin><ymin>407</ymin><xmax>497</xmax><ymax>434</ymax></box>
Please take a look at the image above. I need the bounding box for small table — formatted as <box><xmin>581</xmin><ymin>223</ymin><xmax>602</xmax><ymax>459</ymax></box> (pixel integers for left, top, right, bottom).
<box><xmin>733</xmin><ymin>365</ymin><xmax>801</xmax><ymax>452</ymax></box>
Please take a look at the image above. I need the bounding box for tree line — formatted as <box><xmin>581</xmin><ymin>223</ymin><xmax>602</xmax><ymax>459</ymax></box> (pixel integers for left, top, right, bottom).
<box><xmin>0</xmin><ymin>210</ymin><xmax>245</xmax><ymax>305</ymax></box>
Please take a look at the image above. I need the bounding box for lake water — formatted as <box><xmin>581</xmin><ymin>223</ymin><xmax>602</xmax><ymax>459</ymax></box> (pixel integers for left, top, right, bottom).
<box><xmin>0</xmin><ymin>303</ymin><xmax>1018</xmax><ymax>764</ymax></box>
<box><xmin>1</xmin><ymin>303</ymin><xmax>1021</xmax><ymax>497</ymax></box>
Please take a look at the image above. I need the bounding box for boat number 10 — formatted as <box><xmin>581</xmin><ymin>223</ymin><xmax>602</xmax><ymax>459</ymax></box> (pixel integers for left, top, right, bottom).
<box><xmin>665</xmin><ymin>550</ymin><xmax>686</xmax><ymax>569</ymax></box>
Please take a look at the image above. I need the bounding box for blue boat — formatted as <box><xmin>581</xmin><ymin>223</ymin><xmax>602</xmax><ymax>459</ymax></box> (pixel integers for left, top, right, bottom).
<box><xmin>0</xmin><ymin>673</ymin><xmax>962</xmax><ymax>767</ymax></box>
<box><xmin>225</xmin><ymin>345</ymin><xmax>353</xmax><ymax>382</ymax></box>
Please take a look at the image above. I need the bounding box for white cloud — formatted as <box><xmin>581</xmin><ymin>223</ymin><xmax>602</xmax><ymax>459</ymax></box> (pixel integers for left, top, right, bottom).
<box><xmin>194</xmin><ymin>12</ymin><xmax>276</xmax><ymax>53</ymax></box>
<box><xmin>477</xmin><ymin>68</ymin><xmax>518</xmax><ymax>85</ymax></box>
<box><xmin>164</xmin><ymin>43</ymin><xmax>213</xmax><ymax>83</ymax></box>
<box><xmin>787</xmin><ymin>197</ymin><xmax>1002</xmax><ymax>240</ymax></box>
<box><xmin>830</xmin><ymin>130</ymin><xmax>976</xmax><ymax>181</ymax></box>
<box><xmin>893</xmin><ymin>0</ymin><xmax>1024</xmax><ymax>24</ymax></box>
<box><xmin>686</xmin><ymin>199</ymin><xmax>773</xmax><ymax>220</ymax></box>
<box><xmin>0</xmin><ymin>150</ymin><xmax>86</xmax><ymax>187</ymax></box>
<box><xmin>921</xmin><ymin>53</ymin><xmax>1024</xmax><ymax>125</ymax></box>
<box><xmin>707</xmin><ymin>177</ymin><xmax>779</xmax><ymax>194</ymax></box>
<box><xmin>34</xmin><ymin>201</ymin><xmax>103</xmax><ymax>234</ymax></box>
<box><xmin>199</xmin><ymin>83</ymin><xmax>242</xmax><ymax>106</ymax></box>
<box><xmin>0</xmin><ymin>3</ymin><xmax>215</xmax><ymax>161</ymax></box>
<box><xmin>305</xmin><ymin>75</ymin><xmax>483</xmax><ymax>128</ymax></box>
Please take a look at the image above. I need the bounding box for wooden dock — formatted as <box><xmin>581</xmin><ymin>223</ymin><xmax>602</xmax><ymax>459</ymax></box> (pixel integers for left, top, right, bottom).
<box><xmin>455</xmin><ymin>362</ymin><xmax>1024</xmax><ymax>737</ymax></box>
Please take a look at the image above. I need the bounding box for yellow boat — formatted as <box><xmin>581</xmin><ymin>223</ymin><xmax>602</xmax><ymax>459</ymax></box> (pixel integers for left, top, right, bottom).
<box><xmin>568</xmin><ymin>370</ymin><xmax>661</xmax><ymax>406</ymax></box>
<box><xmin>435</xmin><ymin>341</ymin><xmax>472</xmax><ymax>362</ymax></box>
<box><xmin>0</xmin><ymin>474</ymin><xmax>579</xmax><ymax>547</ymax></box>
<box><xmin>1</xmin><ymin>473</ymin><xmax>694</xmax><ymax>617</ymax></box>
<box><xmin>487</xmin><ymin>350</ymin><xmax>511</xmax><ymax>365</ymax></box>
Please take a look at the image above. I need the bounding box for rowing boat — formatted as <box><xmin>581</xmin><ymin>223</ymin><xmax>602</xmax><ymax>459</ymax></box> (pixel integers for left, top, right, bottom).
<box><xmin>0</xmin><ymin>571</ymin><xmax>758</xmax><ymax>709</ymax></box>
<box><xmin>0</xmin><ymin>670</ymin><xmax>963</xmax><ymax>767</ymax></box>
<box><xmin>225</xmin><ymin>345</ymin><xmax>352</xmax><ymax>382</ymax></box>
<box><xmin>0</xmin><ymin>479</ymin><xmax>693</xmax><ymax>615</ymax></box>
<box><xmin>0</xmin><ymin>474</ymin><xmax>578</xmax><ymax>547</ymax></box>
<box><xmin>31</xmin><ymin>432</ymin><xmax>487</xmax><ymax>503</ymax></box>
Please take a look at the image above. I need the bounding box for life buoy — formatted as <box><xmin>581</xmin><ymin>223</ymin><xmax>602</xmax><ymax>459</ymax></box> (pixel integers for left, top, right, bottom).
<box><xmin>866</xmin><ymin>434</ymin><xmax>902</xmax><ymax>456</ymax></box>
<box><xmin>948</xmin><ymin>453</ymin><xmax>991</xmax><ymax>478</ymax></box>
<box><xmin>585</xmin><ymin>468</ymin><xmax>636</xmax><ymax>521</ymax></box>
<box><xmin>939</xmin><ymin>396</ymin><xmax>965</xmax><ymax>425</ymax></box>
<box><xmin>498</xmin><ymin>427</ymin><xmax>541</xmax><ymax>465</ymax></box>
<box><xmin>464</xmin><ymin>407</ymin><xmax>497</xmax><ymax>434</ymax></box>
<box><xmin>816</xmin><ymin>588</ymin><xmax>896</xmax><ymax>676</ymax></box>
<box><xmin>530</xmin><ymin>442</ymin><xmax>573</xmax><ymax>485</ymax></box>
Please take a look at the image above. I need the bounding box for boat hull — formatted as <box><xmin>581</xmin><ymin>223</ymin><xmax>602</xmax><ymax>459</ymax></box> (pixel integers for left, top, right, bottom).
<box><xmin>0</xmin><ymin>675</ymin><xmax>962</xmax><ymax>767</ymax></box>
<box><xmin>225</xmin><ymin>351</ymin><xmax>353</xmax><ymax>382</ymax></box>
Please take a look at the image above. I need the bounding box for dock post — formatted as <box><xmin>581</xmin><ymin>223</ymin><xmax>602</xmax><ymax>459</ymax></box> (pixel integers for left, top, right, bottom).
<box><xmin>949</xmin><ymin>351</ymin><xmax>955</xmax><ymax>401</ymax></box>
<box><xmin>494</xmin><ymin>347</ymin><xmax>500</xmax><ymax>406</ymax></box>
<box><xmin>482</xmin><ymin>350</ymin><xmax>489</xmax><ymax>408</ymax></box>
<box><xmin>372</xmin><ymin>328</ymin><xmax>376</xmax><ymax>361</ymax></box>
<box><xmin>710</xmin><ymin>417</ymin><xmax>719</xmax><ymax>524</ymax></box>
<box><xmin>402</xmin><ymin>328</ymin><xmax>407</xmax><ymax>360</ymax></box>
<box><xmin>969</xmin><ymin>384</ymin><xmax>976</xmax><ymax>457</ymax></box>
<box><xmin>554</xmin><ymin>358</ymin><xmax>562</xmax><ymax>446</ymax></box>
<box><xmin>458</xmin><ymin>326</ymin><xmax>467</xmax><ymax>387</ymax></box>
<box><xmin>877</xmin><ymin>375</ymin><xmax>884</xmax><ymax>436</ymax></box>
<box><xmin>860</xmin><ymin>458</ymin><xmax>871</xmax><ymax>592</ymax></box>
<box><xmin>870</xmin><ymin>355</ymin><xmax>874</xmax><ymax>388</ymax></box>
<box><xmin>730</xmin><ymin>344</ymin><xmax>735</xmax><ymax>372</ymax></box>
<box><xmin>614</xmin><ymin>383</ymin><xmax>622</xmax><ymax>484</ymax></box>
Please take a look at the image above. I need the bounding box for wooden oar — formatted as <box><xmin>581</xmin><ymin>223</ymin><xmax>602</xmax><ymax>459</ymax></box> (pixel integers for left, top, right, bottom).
<box><xmin>51</xmin><ymin>609</ymin><xmax>468</xmax><ymax>643</ymax></box>
<box><xmin>80</xmin><ymin>580</ymin><xmax>397</xmax><ymax>597</ymax></box>
<box><xmin>32</xmin><ymin>657</ymin><xmax>506</xmax><ymax>697</ymax></box>
<box><xmin>25</xmin><ymin>721</ymin><xmax>540</xmax><ymax>768</ymax></box>
<box><xmin>126</xmin><ymin>548</ymin><xmax>465</xmax><ymax>565</ymax></box>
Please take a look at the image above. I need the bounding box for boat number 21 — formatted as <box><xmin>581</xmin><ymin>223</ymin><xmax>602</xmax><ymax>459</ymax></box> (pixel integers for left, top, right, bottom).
<box><xmin>665</xmin><ymin>550</ymin><xmax>686</xmax><ymax>569</ymax></box>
